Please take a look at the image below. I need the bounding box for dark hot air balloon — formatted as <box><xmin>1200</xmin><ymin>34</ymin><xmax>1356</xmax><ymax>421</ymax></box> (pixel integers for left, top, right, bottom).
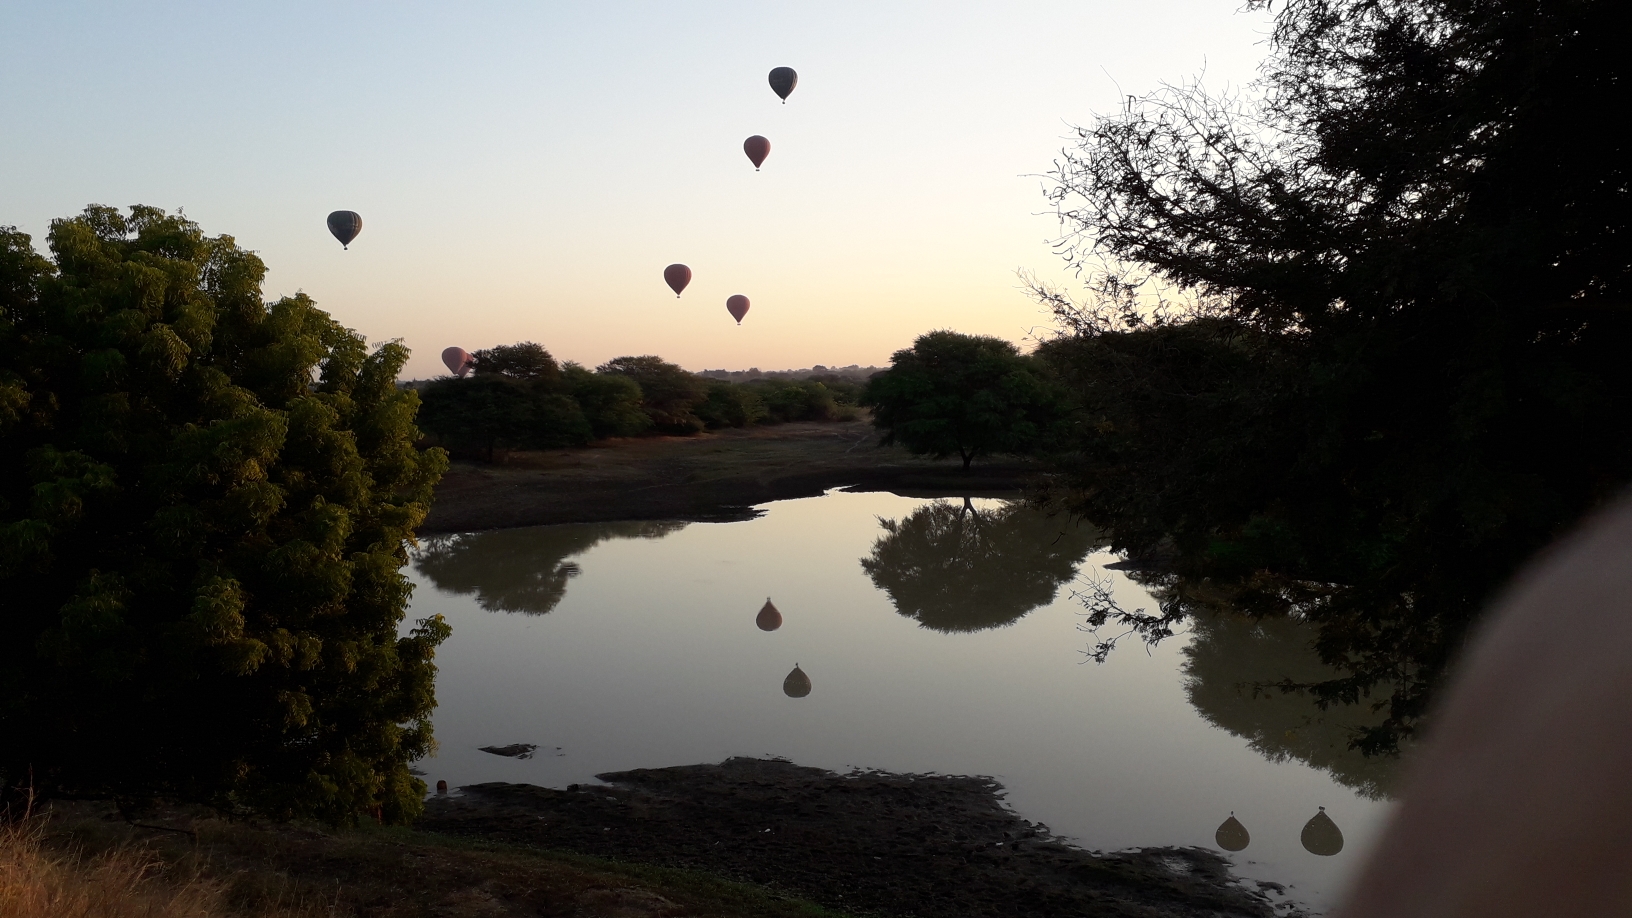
<box><xmin>327</xmin><ymin>211</ymin><xmax>362</xmax><ymax>249</ymax></box>
<box><xmin>1300</xmin><ymin>807</ymin><xmax>1344</xmax><ymax>856</ymax></box>
<box><xmin>756</xmin><ymin>598</ymin><xmax>782</xmax><ymax>632</ymax></box>
<box><xmin>768</xmin><ymin>67</ymin><xmax>798</xmax><ymax>102</ymax></box>
<box><xmin>783</xmin><ymin>664</ymin><xmax>811</xmax><ymax>698</ymax></box>
<box><xmin>726</xmin><ymin>295</ymin><xmax>750</xmax><ymax>324</ymax></box>
<box><xmin>1215</xmin><ymin>813</ymin><xmax>1250</xmax><ymax>852</ymax></box>
<box><xmin>442</xmin><ymin>346</ymin><xmax>474</xmax><ymax>378</ymax></box>
<box><xmin>664</xmin><ymin>264</ymin><xmax>692</xmax><ymax>297</ymax></box>
<box><xmin>435</xmin><ymin>780</ymin><xmax>448</xmax><ymax>795</ymax></box>
<box><xmin>744</xmin><ymin>135</ymin><xmax>770</xmax><ymax>170</ymax></box>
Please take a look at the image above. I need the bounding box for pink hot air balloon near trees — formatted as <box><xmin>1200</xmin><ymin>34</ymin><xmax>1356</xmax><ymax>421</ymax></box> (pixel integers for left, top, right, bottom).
<box><xmin>726</xmin><ymin>295</ymin><xmax>750</xmax><ymax>324</ymax></box>
<box><xmin>442</xmin><ymin>347</ymin><xmax>473</xmax><ymax>377</ymax></box>
<box><xmin>664</xmin><ymin>264</ymin><xmax>692</xmax><ymax>297</ymax></box>
<box><xmin>743</xmin><ymin>135</ymin><xmax>770</xmax><ymax>170</ymax></box>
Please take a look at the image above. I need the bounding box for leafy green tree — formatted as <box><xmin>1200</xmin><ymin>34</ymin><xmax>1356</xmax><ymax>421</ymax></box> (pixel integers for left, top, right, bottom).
<box><xmin>597</xmin><ymin>355</ymin><xmax>708</xmax><ymax>433</ymax></box>
<box><xmin>1037</xmin><ymin>0</ymin><xmax>1632</xmax><ymax>749</ymax></box>
<box><xmin>860</xmin><ymin>499</ymin><xmax>1100</xmax><ymax>632</ymax></box>
<box><xmin>863</xmin><ymin>331</ymin><xmax>1064</xmax><ymax>470</ymax></box>
<box><xmin>0</xmin><ymin>206</ymin><xmax>448</xmax><ymax>824</ymax></box>
<box><xmin>750</xmin><ymin>379</ymin><xmax>839</xmax><ymax>423</ymax></box>
<box><xmin>695</xmin><ymin>381</ymin><xmax>766</xmax><ymax>429</ymax></box>
<box><xmin>471</xmin><ymin>341</ymin><xmax>559</xmax><ymax>382</ymax></box>
<box><xmin>418</xmin><ymin>375</ymin><xmax>591</xmax><ymax>459</ymax></box>
<box><xmin>562</xmin><ymin>363</ymin><xmax>651</xmax><ymax>438</ymax></box>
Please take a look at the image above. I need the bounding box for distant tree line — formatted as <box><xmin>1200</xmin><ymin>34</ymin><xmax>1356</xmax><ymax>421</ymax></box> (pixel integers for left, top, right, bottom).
<box><xmin>415</xmin><ymin>343</ymin><xmax>866</xmax><ymax>460</ymax></box>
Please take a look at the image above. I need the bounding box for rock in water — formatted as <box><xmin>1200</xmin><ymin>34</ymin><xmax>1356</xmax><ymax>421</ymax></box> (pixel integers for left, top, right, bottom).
<box><xmin>480</xmin><ymin>743</ymin><xmax>539</xmax><ymax>759</ymax></box>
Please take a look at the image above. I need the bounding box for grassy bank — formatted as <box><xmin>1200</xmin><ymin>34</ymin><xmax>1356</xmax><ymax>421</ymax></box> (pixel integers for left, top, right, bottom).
<box><xmin>422</xmin><ymin>420</ymin><xmax>1040</xmax><ymax>533</ymax></box>
<box><xmin>5</xmin><ymin>804</ymin><xmax>852</xmax><ymax>918</ymax></box>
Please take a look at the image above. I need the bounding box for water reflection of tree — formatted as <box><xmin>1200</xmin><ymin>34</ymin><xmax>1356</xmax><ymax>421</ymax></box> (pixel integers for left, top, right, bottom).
<box><xmin>1182</xmin><ymin>611</ymin><xmax>1402</xmax><ymax>800</ymax></box>
<box><xmin>861</xmin><ymin>498</ymin><xmax>1101</xmax><ymax>632</ymax></box>
<box><xmin>1080</xmin><ymin>568</ymin><xmax>1425</xmax><ymax>775</ymax></box>
<box><xmin>414</xmin><ymin>521</ymin><xmax>687</xmax><ymax>614</ymax></box>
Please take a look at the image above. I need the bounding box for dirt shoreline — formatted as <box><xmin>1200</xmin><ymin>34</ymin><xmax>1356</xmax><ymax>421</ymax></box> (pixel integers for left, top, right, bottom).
<box><xmin>421</xmin><ymin>757</ymin><xmax>1286</xmax><ymax>918</ymax></box>
<box><xmin>421</xmin><ymin>422</ymin><xmax>1041</xmax><ymax>533</ymax></box>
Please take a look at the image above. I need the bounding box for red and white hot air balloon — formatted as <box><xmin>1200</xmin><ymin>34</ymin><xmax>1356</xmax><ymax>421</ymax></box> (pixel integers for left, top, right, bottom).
<box><xmin>442</xmin><ymin>347</ymin><xmax>474</xmax><ymax>378</ymax></box>
<box><xmin>726</xmin><ymin>295</ymin><xmax>750</xmax><ymax>324</ymax></box>
<box><xmin>743</xmin><ymin>135</ymin><xmax>770</xmax><ymax>170</ymax></box>
<box><xmin>664</xmin><ymin>264</ymin><xmax>691</xmax><ymax>297</ymax></box>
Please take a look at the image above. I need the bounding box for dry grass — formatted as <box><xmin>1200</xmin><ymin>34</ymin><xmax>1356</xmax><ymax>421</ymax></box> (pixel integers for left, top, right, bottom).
<box><xmin>1</xmin><ymin>813</ymin><xmax>237</xmax><ymax>918</ymax></box>
<box><xmin>3</xmin><ymin>802</ymin><xmax>850</xmax><ymax>918</ymax></box>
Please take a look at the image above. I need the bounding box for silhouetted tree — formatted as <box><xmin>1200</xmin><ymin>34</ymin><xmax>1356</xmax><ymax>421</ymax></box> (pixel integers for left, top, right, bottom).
<box><xmin>1038</xmin><ymin>0</ymin><xmax>1632</xmax><ymax>750</ymax></box>
<box><xmin>864</xmin><ymin>331</ymin><xmax>1065</xmax><ymax>470</ymax></box>
<box><xmin>471</xmin><ymin>341</ymin><xmax>560</xmax><ymax>382</ymax></box>
<box><xmin>0</xmin><ymin>206</ymin><xmax>447</xmax><ymax>824</ymax></box>
<box><xmin>562</xmin><ymin>362</ymin><xmax>652</xmax><ymax>438</ymax></box>
<box><xmin>597</xmin><ymin>355</ymin><xmax>707</xmax><ymax>433</ymax></box>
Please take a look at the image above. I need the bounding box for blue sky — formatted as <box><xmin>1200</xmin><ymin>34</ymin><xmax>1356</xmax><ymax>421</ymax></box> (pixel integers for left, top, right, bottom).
<box><xmin>0</xmin><ymin>1</ymin><xmax>1272</xmax><ymax>377</ymax></box>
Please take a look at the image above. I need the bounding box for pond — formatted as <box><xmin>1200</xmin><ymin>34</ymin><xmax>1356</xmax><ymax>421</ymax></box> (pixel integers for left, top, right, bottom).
<box><xmin>407</xmin><ymin>490</ymin><xmax>1397</xmax><ymax>913</ymax></box>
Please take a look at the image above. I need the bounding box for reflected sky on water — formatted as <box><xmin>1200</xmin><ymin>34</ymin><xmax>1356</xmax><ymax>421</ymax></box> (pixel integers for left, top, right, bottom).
<box><xmin>409</xmin><ymin>491</ymin><xmax>1397</xmax><ymax>912</ymax></box>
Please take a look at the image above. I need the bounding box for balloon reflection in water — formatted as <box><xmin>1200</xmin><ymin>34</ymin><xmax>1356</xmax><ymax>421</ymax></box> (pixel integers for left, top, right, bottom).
<box><xmin>1214</xmin><ymin>813</ymin><xmax>1250</xmax><ymax>852</ymax></box>
<box><xmin>756</xmin><ymin>598</ymin><xmax>783</xmax><ymax>631</ymax></box>
<box><xmin>1301</xmin><ymin>807</ymin><xmax>1344</xmax><ymax>856</ymax></box>
<box><xmin>783</xmin><ymin>664</ymin><xmax>811</xmax><ymax>698</ymax></box>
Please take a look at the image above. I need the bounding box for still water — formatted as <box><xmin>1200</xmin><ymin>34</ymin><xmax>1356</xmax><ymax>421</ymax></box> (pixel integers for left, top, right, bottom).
<box><xmin>408</xmin><ymin>490</ymin><xmax>1396</xmax><ymax>913</ymax></box>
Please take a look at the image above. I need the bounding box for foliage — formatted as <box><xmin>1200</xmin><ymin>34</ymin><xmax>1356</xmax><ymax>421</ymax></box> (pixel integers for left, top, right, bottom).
<box><xmin>863</xmin><ymin>331</ymin><xmax>1065</xmax><ymax>469</ymax></box>
<box><xmin>597</xmin><ymin>355</ymin><xmax>708</xmax><ymax>433</ymax></box>
<box><xmin>0</xmin><ymin>206</ymin><xmax>448</xmax><ymax>824</ymax></box>
<box><xmin>695</xmin><ymin>382</ymin><xmax>766</xmax><ymax>429</ymax></box>
<box><xmin>471</xmin><ymin>341</ymin><xmax>559</xmax><ymax>382</ymax></box>
<box><xmin>749</xmin><ymin>379</ymin><xmax>840</xmax><ymax>423</ymax></box>
<box><xmin>417</xmin><ymin>375</ymin><xmax>592</xmax><ymax>459</ymax></box>
<box><xmin>860</xmin><ymin>499</ymin><xmax>1100</xmax><ymax>632</ymax></box>
<box><xmin>1038</xmin><ymin>0</ymin><xmax>1632</xmax><ymax>749</ymax></box>
<box><xmin>562</xmin><ymin>363</ymin><xmax>652</xmax><ymax>438</ymax></box>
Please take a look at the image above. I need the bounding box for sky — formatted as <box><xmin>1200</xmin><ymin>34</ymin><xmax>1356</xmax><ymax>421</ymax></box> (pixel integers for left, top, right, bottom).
<box><xmin>0</xmin><ymin>1</ymin><xmax>1273</xmax><ymax>379</ymax></box>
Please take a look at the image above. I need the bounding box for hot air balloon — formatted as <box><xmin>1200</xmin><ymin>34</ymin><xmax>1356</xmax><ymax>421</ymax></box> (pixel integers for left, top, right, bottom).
<box><xmin>1300</xmin><ymin>807</ymin><xmax>1344</xmax><ymax>856</ymax></box>
<box><xmin>768</xmin><ymin>67</ymin><xmax>798</xmax><ymax>102</ymax></box>
<box><xmin>442</xmin><ymin>346</ymin><xmax>474</xmax><ymax>378</ymax></box>
<box><xmin>783</xmin><ymin>664</ymin><xmax>811</xmax><ymax>698</ymax></box>
<box><xmin>1215</xmin><ymin>813</ymin><xmax>1250</xmax><ymax>852</ymax></box>
<box><xmin>664</xmin><ymin>263</ymin><xmax>692</xmax><ymax>297</ymax></box>
<box><xmin>435</xmin><ymin>780</ymin><xmax>448</xmax><ymax>795</ymax></box>
<box><xmin>327</xmin><ymin>211</ymin><xmax>362</xmax><ymax>249</ymax></box>
<box><xmin>756</xmin><ymin>598</ymin><xmax>783</xmax><ymax>632</ymax></box>
<box><xmin>744</xmin><ymin>135</ymin><xmax>771</xmax><ymax>170</ymax></box>
<box><xmin>726</xmin><ymin>295</ymin><xmax>750</xmax><ymax>324</ymax></box>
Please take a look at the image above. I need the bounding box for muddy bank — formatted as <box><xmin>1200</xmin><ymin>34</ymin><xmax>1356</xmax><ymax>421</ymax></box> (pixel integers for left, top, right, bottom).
<box><xmin>421</xmin><ymin>757</ymin><xmax>1284</xmax><ymax>918</ymax></box>
<box><xmin>422</xmin><ymin>422</ymin><xmax>1040</xmax><ymax>533</ymax></box>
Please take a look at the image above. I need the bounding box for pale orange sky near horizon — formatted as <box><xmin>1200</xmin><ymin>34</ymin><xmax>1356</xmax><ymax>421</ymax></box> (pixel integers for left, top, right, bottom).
<box><xmin>0</xmin><ymin>2</ymin><xmax>1273</xmax><ymax>378</ymax></box>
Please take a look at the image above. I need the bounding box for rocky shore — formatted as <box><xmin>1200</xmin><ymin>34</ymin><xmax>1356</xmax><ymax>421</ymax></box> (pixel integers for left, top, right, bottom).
<box><xmin>421</xmin><ymin>757</ymin><xmax>1286</xmax><ymax>918</ymax></box>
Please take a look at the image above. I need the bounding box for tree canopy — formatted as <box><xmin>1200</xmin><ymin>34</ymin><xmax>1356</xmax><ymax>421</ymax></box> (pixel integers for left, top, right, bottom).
<box><xmin>0</xmin><ymin>206</ymin><xmax>448</xmax><ymax>823</ymax></box>
<box><xmin>597</xmin><ymin>355</ymin><xmax>708</xmax><ymax>433</ymax></box>
<box><xmin>471</xmin><ymin>341</ymin><xmax>559</xmax><ymax>382</ymax></box>
<box><xmin>863</xmin><ymin>331</ymin><xmax>1064</xmax><ymax>469</ymax></box>
<box><xmin>1038</xmin><ymin>0</ymin><xmax>1632</xmax><ymax>749</ymax></box>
